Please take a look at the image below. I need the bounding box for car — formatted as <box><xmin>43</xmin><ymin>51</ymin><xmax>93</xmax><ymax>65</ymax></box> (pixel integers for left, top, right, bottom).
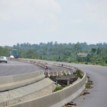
<box><xmin>10</xmin><ymin>55</ymin><xmax>14</xmax><ymax>59</ymax></box>
<box><xmin>0</xmin><ymin>56</ymin><xmax>8</xmax><ymax>63</ymax></box>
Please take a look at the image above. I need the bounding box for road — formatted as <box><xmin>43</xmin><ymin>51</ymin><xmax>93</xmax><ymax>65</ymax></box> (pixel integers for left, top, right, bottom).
<box><xmin>37</xmin><ymin>60</ymin><xmax>107</xmax><ymax>107</ymax></box>
<box><xmin>0</xmin><ymin>60</ymin><xmax>71</xmax><ymax>76</ymax></box>
<box><xmin>1</xmin><ymin>60</ymin><xmax>107</xmax><ymax>107</ymax></box>
<box><xmin>0</xmin><ymin>60</ymin><xmax>44</xmax><ymax>76</ymax></box>
<box><xmin>70</xmin><ymin>64</ymin><xmax>107</xmax><ymax>107</ymax></box>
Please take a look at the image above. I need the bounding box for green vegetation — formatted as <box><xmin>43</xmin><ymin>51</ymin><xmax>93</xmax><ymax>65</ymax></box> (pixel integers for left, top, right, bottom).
<box><xmin>86</xmin><ymin>76</ymin><xmax>93</xmax><ymax>89</ymax></box>
<box><xmin>1</xmin><ymin>42</ymin><xmax>107</xmax><ymax>66</ymax></box>
<box><xmin>53</xmin><ymin>85</ymin><xmax>64</xmax><ymax>92</ymax></box>
<box><xmin>0</xmin><ymin>46</ymin><xmax>11</xmax><ymax>56</ymax></box>
<box><xmin>73</xmin><ymin>69</ymin><xmax>83</xmax><ymax>78</ymax></box>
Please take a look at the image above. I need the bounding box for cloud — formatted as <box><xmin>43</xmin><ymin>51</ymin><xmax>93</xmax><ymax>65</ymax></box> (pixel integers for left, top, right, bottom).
<box><xmin>77</xmin><ymin>1</ymin><xmax>107</xmax><ymax>27</ymax></box>
<box><xmin>0</xmin><ymin>0</ymin><xmax>107</xmax><ymax>46</ymax></box>
<box><xmin>60</xmin><ymin>0</ymin><xmax>107</xmax><ymax>34</ymax></box>
<box><xmin>0</xmin><ymin>0</ymin><xmax>61</xmax><ymax>31</ymax></box>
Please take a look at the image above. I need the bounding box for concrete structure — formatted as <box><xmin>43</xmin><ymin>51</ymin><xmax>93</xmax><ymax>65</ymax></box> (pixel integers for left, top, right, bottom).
<box><xmin>55</xmin><ymin>75</ymin><xmax>77</xmax><ymax>85</ymax></box>
<box><xmin>11</xmin><ymin>72</ymin><xmax>87</xmax><ymax>107</ymax></box>
<box><xmin>0</xmin><ymin>59</ymin><xmax>87</xmax><ymax>107</ymax></box>
<box><xmin>0</xmin><ymin>72</ymin><xmax>45</xmax><ymax>91</ymax></box>
<box><xmin>0</xmin><ymin>78</ymin><xmax>56</xmax><ymax>107</ymax></box>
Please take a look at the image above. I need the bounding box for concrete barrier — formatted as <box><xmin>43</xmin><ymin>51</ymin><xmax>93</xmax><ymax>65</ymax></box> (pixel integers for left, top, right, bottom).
<box><xmin>0</xmin><ymin>78</ymin><xmax>56</xmax><ymax>107</ymax></box>
<box><xmin>0</xmin><ymin>72</ymin><xmax>45</xmax><ymax>91</ymax></box>
<box><xmin>10</xmin><ymin>59</ymin><xmax>87</xmax><ymax>107</ymax></box>
<box><xmin>11</xmin><ymin>72</ymin><xmax>87</xmax><ymax>107</ymax></box>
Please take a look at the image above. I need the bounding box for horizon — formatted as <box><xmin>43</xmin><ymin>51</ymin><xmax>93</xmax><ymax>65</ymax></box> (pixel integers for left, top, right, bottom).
<box><xmin>1</xmin><ymin>41</ymin><xmax>107</xmax><ymax>47</ymax></box>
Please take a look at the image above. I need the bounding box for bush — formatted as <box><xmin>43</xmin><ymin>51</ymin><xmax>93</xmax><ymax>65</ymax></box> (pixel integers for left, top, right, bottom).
<box><xmin>53</xmin><ymin>85</ymin><xmax>63</xmax><ymax>92</ymax></box>
<box><xmin>73</xmin><ymin>69</ymin><xmax>83</xmax><ymax>79</ymax></box>
<box><xmin>85</xmin><ymin>77</ymin><xmax>93</xmax><ymax>89</ymax></box>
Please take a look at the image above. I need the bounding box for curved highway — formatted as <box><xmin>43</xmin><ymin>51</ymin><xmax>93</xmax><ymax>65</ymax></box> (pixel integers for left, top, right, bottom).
<box><xmin>1</xmin><ymin>60</ymin><xmax>107</xmax><ymax>107</ymax></box>
<box><xmin>0</xmin><ymin>60</ymin><xmax>44</xmax><ymax>76</ymax></box>
<box><xmin>70</xmin><ymin>64</ymin><xmax>107</xmax><ymax>107</ymax></box>
<box><xmin>34</xmin><ymin>60</ymin><xmax>107</xmax><ymax>107</ymax></box>
<box><xmin>0</xmin><ymin>60</ymin><xmax>72</xmax><ymax>76</ymax></box>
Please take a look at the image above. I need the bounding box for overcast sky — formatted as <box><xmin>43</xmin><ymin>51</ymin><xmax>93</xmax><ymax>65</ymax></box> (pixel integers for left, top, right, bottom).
<box><xmin>0</xmin><ymin>0</ymin><xmax>107</xmax><ymax>46</ymax></box>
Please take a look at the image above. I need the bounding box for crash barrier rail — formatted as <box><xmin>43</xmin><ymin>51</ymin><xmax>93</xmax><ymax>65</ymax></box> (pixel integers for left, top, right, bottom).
<box><xmin>53</xmin><ymin>63</ymin><xmax>77</xmax><ymax>72</ymax></box>
<box><xmin>11</xmin><ymin>71</ymin><xmax>87</xmax><ymax>107</ymax></box>
<box><xmin>0</xmin><ymin>72</ymin><xmax>45</xmax><ymax>91</ymax></box>
<box><xmin>8</xmin><ymin>59</ymin><xmax>87</xmax><ymax>107</ymax></box>
<box><xmin>18</xmin><ymin>59</ymin><xmax>77</xmax><ymax>77</ymax></box>
<box><xmin>0</xmin><ymin>78</ymin><xmax>56</xmax><ymax>107</ymax></box>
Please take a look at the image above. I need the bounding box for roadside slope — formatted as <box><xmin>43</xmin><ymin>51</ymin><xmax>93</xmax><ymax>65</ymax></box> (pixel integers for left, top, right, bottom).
<box><xmin>71</xmin><ymin>64</ymin><xmax>107</xmax><ymax>107</ymax></box>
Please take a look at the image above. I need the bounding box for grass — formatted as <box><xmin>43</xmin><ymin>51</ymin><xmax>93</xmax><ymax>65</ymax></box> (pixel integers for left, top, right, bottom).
<box><xmin>85</xmin><ymin>76</ymin><xmax>93</xmax><ymax>89</ymax></box>
<box><xmin>73</xmin><ymin>69</ymin><xmax>83</xmax><ymax>79</ymax></box>
<box><xmin>53</xmin><ymin>85</ymin><xmax>64</xmax><ymax>92</ymax></box>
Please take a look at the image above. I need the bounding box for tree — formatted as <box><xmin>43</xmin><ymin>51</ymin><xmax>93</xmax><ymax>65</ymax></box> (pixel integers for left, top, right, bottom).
<box><xmin>25</xmin><ymin>50</ymin><xmax>37</xmax><ymax>59</ymax></box>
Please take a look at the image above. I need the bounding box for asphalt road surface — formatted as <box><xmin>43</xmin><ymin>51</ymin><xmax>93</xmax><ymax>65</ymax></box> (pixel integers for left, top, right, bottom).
<box><xmin>0</xmin><ymin>60</ymin><xmax>71</xmax><ymax>76</ymax></box>
<box><xmin>1</xmin><ymin>60</ymin><xmax>107</xmax><ymax>107</ymax></box>
<box><xmin>70</xmin><ymin>64</ymin><xmax>107</xmax><ymax>107</ymax></box>
<box><xmin>0</xmin><ymin>60</ymin><xmax>44</xmax><ymax>76</ymax></box>
<box><xmin>37</xmin><ymin>60</ymin><xmax>107</xmax><ymax>107</ymax></box>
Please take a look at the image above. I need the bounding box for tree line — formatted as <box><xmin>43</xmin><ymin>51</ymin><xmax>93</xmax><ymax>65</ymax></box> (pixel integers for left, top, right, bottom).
<box><xmin>1</xmin><ymin>42</ymin><xmax>107</xmax><ymax>65</ymax></box>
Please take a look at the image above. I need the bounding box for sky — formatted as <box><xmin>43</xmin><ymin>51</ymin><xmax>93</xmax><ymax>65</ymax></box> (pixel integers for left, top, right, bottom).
<box><xmin>0</xmin><ymin>0</ymin><xmax>107</xmax><ymax>46</ymax></box>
